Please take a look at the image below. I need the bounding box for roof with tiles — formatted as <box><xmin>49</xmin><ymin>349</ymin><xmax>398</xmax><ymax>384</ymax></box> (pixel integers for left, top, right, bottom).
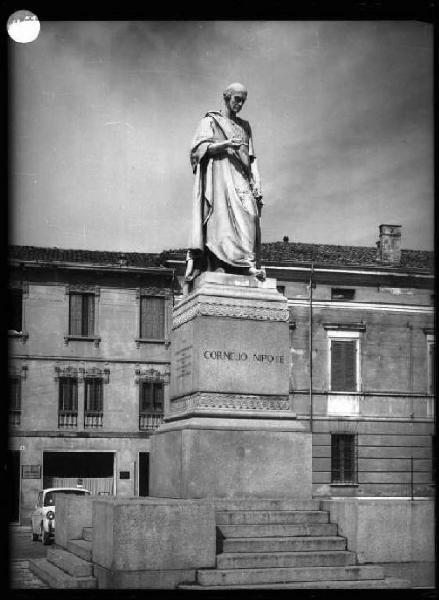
<box><xmin>160</xmin><ymin>242</ymin><xmax>434</xmax><ymax>272</ymax></box>
<box><xmin>9</xmin><ymin>245</ymin><xmax>164</xmax><ymax>269</ymax></box>
<box><xmin>9</xmin><ymin>242</ymin><xmax>434</xmax><ymax>273</ymax></box>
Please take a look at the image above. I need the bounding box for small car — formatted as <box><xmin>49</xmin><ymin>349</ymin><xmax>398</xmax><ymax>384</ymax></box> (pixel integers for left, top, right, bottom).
<box><xmin>31</xmin><ymin>487</ymin><xmax>91</xmax><ymax>544</ymax></box>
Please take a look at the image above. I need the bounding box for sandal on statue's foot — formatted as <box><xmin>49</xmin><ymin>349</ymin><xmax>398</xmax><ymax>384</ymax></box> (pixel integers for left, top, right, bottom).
<box><xmin>248</xmin><ymin>266</ymin><xmax>266</xmax><ymax>281</ymax></box>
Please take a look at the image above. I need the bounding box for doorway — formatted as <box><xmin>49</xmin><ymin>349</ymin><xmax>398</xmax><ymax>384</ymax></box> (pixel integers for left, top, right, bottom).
<box><xmin>139</xmin><ymin>452</ymin><xmax>149</xmax><ymax>496</ymax></box>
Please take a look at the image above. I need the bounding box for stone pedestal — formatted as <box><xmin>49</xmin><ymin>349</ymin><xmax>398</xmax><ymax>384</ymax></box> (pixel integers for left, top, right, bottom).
<box><xmin>150</xmin><ymin>272</ymin><xmax>312</xmax><ymax>499</ymax></box>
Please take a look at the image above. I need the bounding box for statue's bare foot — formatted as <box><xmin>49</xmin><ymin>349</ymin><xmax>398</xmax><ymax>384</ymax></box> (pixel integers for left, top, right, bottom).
<box><xmin>215</xmin><ymin>267</ymin><xmax>225</xmax><ymax>273</ymax></box>
<box><xmin>248</xmin><ymin>266</ymin><xmax>266</xmax><ymax>281</ymax></box>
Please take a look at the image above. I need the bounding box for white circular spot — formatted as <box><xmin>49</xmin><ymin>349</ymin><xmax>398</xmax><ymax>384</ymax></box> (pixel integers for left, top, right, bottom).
<box><xmin>7</xmin><ymin>10</ymin><xmax>40</xmax><ymax>43</ymax></box>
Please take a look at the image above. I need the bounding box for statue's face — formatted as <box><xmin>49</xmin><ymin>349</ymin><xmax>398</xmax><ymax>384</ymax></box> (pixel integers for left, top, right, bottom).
<box><xmin>227</xmin><ymin>91</ymin><xmax>246</xmax><ymax>114</ymax></box>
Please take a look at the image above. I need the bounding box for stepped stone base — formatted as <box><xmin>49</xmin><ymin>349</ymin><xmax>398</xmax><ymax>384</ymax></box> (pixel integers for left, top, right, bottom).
<box><xmin>29</xmin><ymin>557</ymin><xmax>96</xmax><ymax>589</ymax></box>
<box><xmin>179</xmin><ymin>578</ymin><xmax>411</xmax><ymax>589</ymax></box>
<box><xmin>180</xmin><ymin>502</ymin><xmax>412</xmax><ymax>590</ymax></box>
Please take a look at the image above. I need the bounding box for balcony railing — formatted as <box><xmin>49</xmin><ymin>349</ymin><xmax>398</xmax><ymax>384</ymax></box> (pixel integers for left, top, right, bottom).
<box><xmin>139</xmin><ymin>411</ymin><xmax>164</xmax><ymax>433</ymax></box>
<box><xmin>9</xmin><ymin>410</ymin><xmax>21</xmax><ymax>426</ymax></box>
<box><xmin>58</xmin><ymin>410</ymin><xmax>78</xmax><ymax>428</ymax></box>
<box><xmin>84</xmin><ymin>411</ymin><xmax>103</xmax><ymax>428</ymax></box>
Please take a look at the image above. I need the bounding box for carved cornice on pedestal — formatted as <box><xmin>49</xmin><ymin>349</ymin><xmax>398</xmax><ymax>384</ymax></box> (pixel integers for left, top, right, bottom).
<box><xmin>170</xmin><ymin>392</ymin><xmax>291</xmax><ymax>414</ymax></box>
<box><xmin>173</xmin><ymin>298</ymin><xmax>289</xmax><ymax>330</ymax></box>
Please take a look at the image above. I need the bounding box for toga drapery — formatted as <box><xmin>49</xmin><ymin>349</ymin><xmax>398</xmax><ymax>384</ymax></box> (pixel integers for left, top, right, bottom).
<box><xmin>189</xmin><ymin>111</ymin><xmax>261</xmax><ymax>269</ymax></box>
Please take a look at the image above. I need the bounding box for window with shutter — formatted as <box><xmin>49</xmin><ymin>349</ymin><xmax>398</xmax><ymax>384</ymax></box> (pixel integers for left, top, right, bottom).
<box><xmin>69</xmin><ymin>293</ymin><xmax>95</xmax><ymax>336</ymax></box>
<box><xmin>84</xmin><ymin>378</ymin><xmax>103</xmax><ymax>427</ymax></box>
<box><xmin>139</xmin><ymin>381</ymin><xmax>164</xmax><ymax>432</ymax></box>
<box><xmin>85</xmin><ymin>379</ymin><xmax>103</xmax><ymax>413</ymax></box>
<box><xmin>9</xmin><ymin>377</ymin><xmax>21</xmax><ymax>411</ymax></box>
<box><xmin>140</xmin><ymin>296</ymin><xmax>165</xmax><ymax>340</ymax></box>
<box><xmin>331</xmin><ymin>340</ymin><xmax>357</xmax><ymax>391</ymax></box>
<box><xmin>331</xmin><ymin>434</ymin><xmax>357</xmax><ymax>483</ymax></box>
<box><xmin>59</xmin><ymin>378</ymin><xmax>78</xmax><ymax>412</ymax></box>
<box><xmin>140</xmin><ymin>382</ymin><xmax>164</xmax><ymax>413</ymax></box>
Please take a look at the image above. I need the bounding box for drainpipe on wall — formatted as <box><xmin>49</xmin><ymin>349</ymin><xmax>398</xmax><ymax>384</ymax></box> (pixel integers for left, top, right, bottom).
<box><xmin>171</xmin><ymin>268</ymin><xmax>176</xmax><ymax>307</ymax></box>
<box><xmin>309</xmin><ymin>263</ymin><xmax>314</xmax><ymax>434</ymax></box>
<box><xmin>407</xmin><ymin>322</ymin><xmax>414</xmax><ymax>418</ymax></box>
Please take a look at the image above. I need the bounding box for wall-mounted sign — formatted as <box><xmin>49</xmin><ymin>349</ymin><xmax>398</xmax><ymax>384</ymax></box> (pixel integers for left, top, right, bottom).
<box><xmin>119</xmin><ymin>471</ymin><xmax>130</xmax><ymax>480</ymax></box>
<box><xmin>21</xmin><ymin>465</ymin><xmax>41</xmax><ymax>479</ymax></box>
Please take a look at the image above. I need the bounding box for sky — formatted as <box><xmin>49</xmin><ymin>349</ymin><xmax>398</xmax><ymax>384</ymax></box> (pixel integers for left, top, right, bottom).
<box><xmin>9</xmin><ymin>20</ymin><xmax>433</xmax><ymax>253</ymax></box>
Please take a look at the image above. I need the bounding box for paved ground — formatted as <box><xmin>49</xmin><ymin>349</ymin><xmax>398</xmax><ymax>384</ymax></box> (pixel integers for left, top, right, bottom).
<box><xmin>9</xmin><ymin>525</ymin><xmax>51</xmax><ymax>589</ymax></box>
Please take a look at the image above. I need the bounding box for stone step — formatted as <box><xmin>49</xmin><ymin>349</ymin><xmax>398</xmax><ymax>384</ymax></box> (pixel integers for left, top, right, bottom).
<box><xmin>179</xmin><ymin>577</ymin><xmax>411</xmax><ymax>589</ymax></box>
<box><xmin>47</xmin><ymin>547</ymin><xmax>93</xmax><ymax>577</ymax></box>
<box><xmin>10</xmin><ymin>559</ymin><xmax>50</xmax><ymax>589</ymax></box>
<box><xmin>82</xmin><ymin>527</ymin><xmax>93</xmax><ymax>542</ymax></box>
<box><xmin>28</xmin><ymin>558</ymin><xmax>96</xmax><ymax>589</ymax></box>
<box><xmin>217</xmin><ymin>550</ymin><xmax>356</xmax><ymax>569</ymax></box>
<box><xmin>196</xmin><ymin>565</ymin><xmax>385</xmax><ymax>586</ymax></box>
<box><xmin>214</xmin><ymin>498</ymin><xmax>321</xmax><ymax>511</ymax></box>
<box><xmin>66</xmin><ymin>539</ymin><xmax>92</xmax><ymax>562</ymax></box>
<box><xmin>218</xmin><ymin>522</ymin><xmax>338</xmax><ymax>538</ymax></box>
<box><xmin>223</xmin><ymin>535</ymin><xmax>347</xmax><ymax>553</ymax></box>
<box><xmin>216</xmin><ymin>510</ymin><xmax>329</xmax><ymax>525</ymax></box>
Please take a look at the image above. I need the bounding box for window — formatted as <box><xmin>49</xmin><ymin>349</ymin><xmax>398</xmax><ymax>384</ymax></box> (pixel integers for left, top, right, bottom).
<box><xmin>84</xmin><ymin>378</ymin><xmax>103</xmax><ymax>428</ymax></box>
<box><xmin>428</xmin><ymin>340</ymin><xmax>435</xmax><ymax>395</ymax></box>
<box><xmin>69</xmin><ymin>293</ymin><xmax>95</xmax><ymax>336</ymax></box>
<box><xmin>140</xmin><ymin>296</ymin><xmax>165</xmax><ymax>340</ymax></box>
<box><xmin>139</xmin><ymin>381</ymin><xmax>164</xmax><ymax>432</ymax></box>
<box><xmin>331</xmin><ymin>339</ymin><xmax>357</xmax><ymax>391</ymax></box>
<box><xmin>9</xmin><ymin>288</ymin><xmax>23</xmax><ymax>332</ymax></box>
<box><xmin>331</xmin><ymin>288</ymin><xmax>355</xmax><ymax>301</ymax></box>
<box><xmin>58</xmin><ymin>377</ymin><xmax>78</xmax><ymax>427</ymax></box>
<box><xmin>9</xmin><ymin>376</ymin><xmax>21</xmax><ymax>425</ymax></box>
<box><xmin>331</xmin><ymin>434</ymin><xmax>357</xmax><ymax>484</ymax></box>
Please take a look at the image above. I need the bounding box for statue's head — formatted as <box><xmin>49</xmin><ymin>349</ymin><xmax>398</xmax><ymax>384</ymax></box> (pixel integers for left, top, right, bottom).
<box><xmin>223</xmin><ymin>82</ymin><xmax>248</xmax><ymax>114</ymax></box>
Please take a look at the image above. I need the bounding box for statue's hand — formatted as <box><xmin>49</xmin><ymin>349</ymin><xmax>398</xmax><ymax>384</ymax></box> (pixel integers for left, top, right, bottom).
<box><xmin>229</xmin><ymin>137</ymin><xmax>248</xmax><ymax>147</ymax></box>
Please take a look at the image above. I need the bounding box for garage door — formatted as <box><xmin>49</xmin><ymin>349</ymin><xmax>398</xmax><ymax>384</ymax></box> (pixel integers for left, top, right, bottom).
<box><xmin>43</xmin><ymin>451</ymin><xmax>114</xmax><ymax>495</ymax></box>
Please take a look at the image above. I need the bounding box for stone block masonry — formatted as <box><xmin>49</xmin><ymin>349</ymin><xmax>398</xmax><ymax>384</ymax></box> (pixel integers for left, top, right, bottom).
<box><xmin>91</xmin><ymin>497</ymin><xmax>216</xmax><ymax>588</ymax></box>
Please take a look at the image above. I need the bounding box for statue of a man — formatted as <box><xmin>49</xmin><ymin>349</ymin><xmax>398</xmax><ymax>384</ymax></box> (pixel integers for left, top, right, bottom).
<box><xmin>186</xmin><ymin>83</ymin><xmax>265</xmax><ymax>282</ymax></box>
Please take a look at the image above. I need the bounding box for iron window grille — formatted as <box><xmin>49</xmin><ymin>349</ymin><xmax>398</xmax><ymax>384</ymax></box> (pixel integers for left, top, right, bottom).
<box><xmin>331</xmin><ymin>433</ymin><xmax>357</xmax><ymax>484</ymax></box>
<box><xmin>58</xmin><ymin>377</ymin><xmax>78</xmax><ymax>427</ymax></box>
<box><xmin>9</xmin><ymin>376</ymin><xmax>21</xmax><ymax>426</ymax></box>
<box><xmin>84</xmin><ymin>378</ymin><xmax>103</xmax><ymax>428</ymax></box>
<box><xmin>139</xmin><ymin>381</ymin><xmax>164</xmax><ymax>432</ymax></box>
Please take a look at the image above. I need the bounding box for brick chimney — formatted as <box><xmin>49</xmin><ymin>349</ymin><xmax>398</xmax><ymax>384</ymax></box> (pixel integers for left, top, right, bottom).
<box><xmin>376</xmin><ymin>224</ymin><xmax>402</xmax><ymax>264</ymax></box>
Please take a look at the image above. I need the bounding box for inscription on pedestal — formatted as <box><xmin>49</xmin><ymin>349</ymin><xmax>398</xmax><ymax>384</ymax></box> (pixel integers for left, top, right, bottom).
<box><xmin>202</xmin><ymin>350</ymin><xmax>285</xmax><ymax>364</ymax></box>
<box><xmin>175</xmin><ymin>345</ymin><xmax>192</xmax><ymax>380</ymax></box>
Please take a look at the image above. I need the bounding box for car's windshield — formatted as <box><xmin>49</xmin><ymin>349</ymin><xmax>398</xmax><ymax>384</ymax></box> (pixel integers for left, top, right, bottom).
<box><xmin>44</xmin><ymin>490</ymin><xmax>88</xmax><ymax>506</ymax></box>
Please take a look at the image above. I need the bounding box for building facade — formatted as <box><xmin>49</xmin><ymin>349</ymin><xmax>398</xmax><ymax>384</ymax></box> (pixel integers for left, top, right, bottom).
<box><xmin>162</xmin><ymin>225</ymin><xmax>435</xmax><ymax>499</ymax></box>
<box><xmin>8</xmin><ymin>247</ymin><xmax>175</xmax><ymax>524</ymax></box>
<box><xmin>8</xmin><ymin>224</ymin><xmax>435</xmax><ymax>523</ymax></box>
